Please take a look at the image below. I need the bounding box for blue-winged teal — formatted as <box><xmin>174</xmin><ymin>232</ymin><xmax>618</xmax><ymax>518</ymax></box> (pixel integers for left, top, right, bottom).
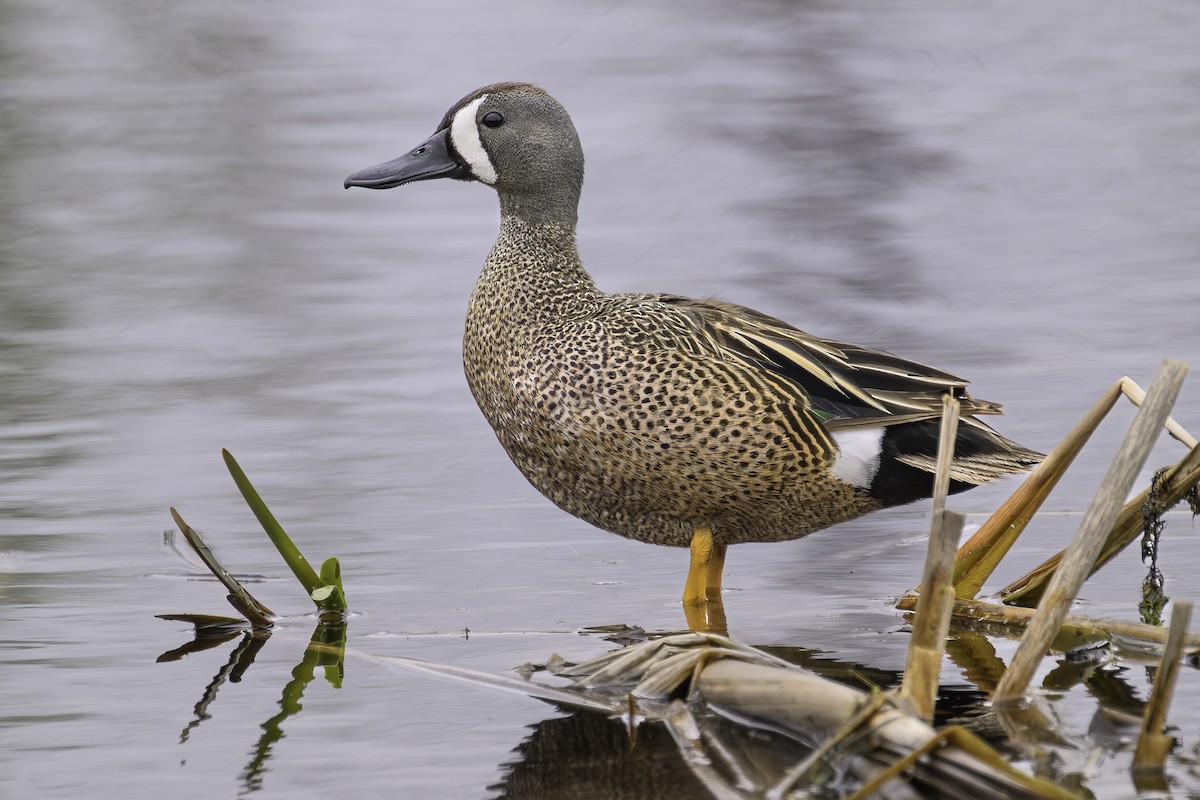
<box><xmin>346</xmin><ymin>83</ymin><xmax>1041</xmax><ymax>623</ymax></box>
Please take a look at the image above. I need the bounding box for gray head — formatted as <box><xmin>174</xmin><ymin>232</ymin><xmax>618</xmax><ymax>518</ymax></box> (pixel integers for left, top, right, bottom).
<box><xmin>345</xmin><ymin>82</ymin><xmax>584</xmax><ymax>226</ymax></box>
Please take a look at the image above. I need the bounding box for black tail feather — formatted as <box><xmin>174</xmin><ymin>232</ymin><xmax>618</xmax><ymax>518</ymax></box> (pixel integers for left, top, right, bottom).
<box><xmin>867</xmin><ymin>420</ymin><xmax>1041</xmax><ymax>508</ymax></box>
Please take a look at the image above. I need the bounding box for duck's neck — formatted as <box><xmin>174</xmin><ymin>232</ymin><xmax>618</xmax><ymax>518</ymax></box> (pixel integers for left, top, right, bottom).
<box><xmin>470</xmin><ymin>215</ymin><xmax>600</xmax><ymax>327</ymax></box>
<box><xmin>496</xmin><ymin>152</ymin><xmax>583</xmax><ymax>229</ymax></box>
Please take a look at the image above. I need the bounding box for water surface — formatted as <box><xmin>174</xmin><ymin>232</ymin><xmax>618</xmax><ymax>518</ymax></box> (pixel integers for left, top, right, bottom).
<box><xmin>2</xmin><ymin>1</ymin><xmax>1199</xmax><ymax>797</ymax></box>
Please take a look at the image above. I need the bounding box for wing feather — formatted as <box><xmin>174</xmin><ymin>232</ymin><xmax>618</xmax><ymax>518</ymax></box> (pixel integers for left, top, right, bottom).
<box><xmin>640</xmin><ymin>295</ymin><xmax>995</xmax><ymax>424</ymax></box>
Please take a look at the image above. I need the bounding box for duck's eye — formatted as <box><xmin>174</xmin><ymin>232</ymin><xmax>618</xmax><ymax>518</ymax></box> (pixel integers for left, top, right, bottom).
<box><xmin>481</xmin><ymin>112</ymin><xmax>505</xmax><ymax>128</ymax></box>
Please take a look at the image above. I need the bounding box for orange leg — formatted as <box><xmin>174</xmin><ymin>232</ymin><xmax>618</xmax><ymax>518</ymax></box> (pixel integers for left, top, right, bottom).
<box><xmin>706</xmin><ymin>541</ymin><xmax>727</xmax><ymax>602</ymax></box>
<box><xmin>682</xmin><ymin>526</ymin><xmax>728</xmax><ymax>634</ymax></box>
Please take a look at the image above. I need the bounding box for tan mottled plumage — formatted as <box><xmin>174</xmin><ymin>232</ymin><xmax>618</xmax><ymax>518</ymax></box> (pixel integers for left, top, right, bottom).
<box><xmin>346</xmin><ymin>83</ymin><xmax>1041</xmax><ymax>615</ymax></box>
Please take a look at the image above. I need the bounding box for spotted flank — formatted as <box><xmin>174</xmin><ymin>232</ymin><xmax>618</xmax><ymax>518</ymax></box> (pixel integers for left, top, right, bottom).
<box><xmin>346</xmin><ymin>82</ymin><xmax>1042</xmax><ymax>555</ymax></box>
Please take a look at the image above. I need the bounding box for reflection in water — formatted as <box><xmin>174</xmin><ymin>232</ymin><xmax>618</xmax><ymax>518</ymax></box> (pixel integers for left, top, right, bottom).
<box><xmin>156</xmin><ymin>625</ymin><xmax>245</xmax><ymax>666</ymax></box>
<box><xmin>240</xmin><ymin>623</ymin><xmax>346</xmax><ymax>794</ymax></box>
<box><xmin>488</xmin><ymin>642</ymin><xmax>899</xmax><ymax>798</ymax></box>
<box><xmin>5</xmin><ymin>0</ymin><xmax>1200</xmax><ymax>796</ymax></box>
<box><xmin>152</xmin><ymin>597</ymin><xmax>1174</xmax><ymax>798</ymax></box>
<box><xmin>715</xmin><ymin>10</ymin><xmax>948</xmax><ymax>311</ymax></box>
<box><xmin>489</xmin><ymin>713</ymin><xmax>713</xmax><ymax>800</ymax></box>
<box><xmin>156</xmin><ymin>483</ymin><xmax>349</xmax><ymax>795</ymax></box>
<box><xmin>383</xmin><ymin>632</ymin><xmax>1165</xmax><ymax>799</ymax></box>
<box><xmin>169</xmin><ymin>632</ymin><xmax>267</xmax><ymax>744</ymax></box>
<box><xmin>160</xmin><ymin>621</ymin><xmax>346</xmax><ymax>795</ymax></box>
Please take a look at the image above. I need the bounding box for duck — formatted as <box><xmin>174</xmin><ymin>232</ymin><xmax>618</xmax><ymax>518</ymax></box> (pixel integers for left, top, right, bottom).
<box><xmin>345</xmin><ymin>82</ymin><xmax>1041</xmax><ymax>629</ymax></box>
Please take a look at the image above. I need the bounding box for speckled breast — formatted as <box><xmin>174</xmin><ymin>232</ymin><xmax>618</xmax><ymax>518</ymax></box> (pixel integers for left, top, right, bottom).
<box><xmin>461</xmin><ymin>304</ymin><xmax>882</xmax><ymax>549</ymax></box>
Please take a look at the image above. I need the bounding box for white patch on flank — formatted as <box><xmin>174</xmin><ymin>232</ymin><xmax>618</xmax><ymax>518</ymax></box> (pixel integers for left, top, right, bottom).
<box><xmin>450</xmin><ymin>95</ymin><xmax>498</xmax><ymax>185</ymax></box>
<box><xmin>830</xmin><ymin>428</ymin><xmax>885</xmax><ymax>489</ymax></box>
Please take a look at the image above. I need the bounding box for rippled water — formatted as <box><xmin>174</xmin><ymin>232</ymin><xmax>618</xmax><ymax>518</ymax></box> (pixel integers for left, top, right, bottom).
<box><xmin>2</xmin><ymin>1</ymin><xmax>1199</xmax><ymax>797</ymax></box>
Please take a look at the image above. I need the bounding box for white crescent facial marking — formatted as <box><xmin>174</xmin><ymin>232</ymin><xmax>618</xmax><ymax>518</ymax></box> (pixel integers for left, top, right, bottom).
<box><xmin>830</xmin><ymin>428</ymin><xmax>884</xmax><ymax>489</ymax></box>
<box><xmin>449</xmin><ymin>94</ymin><xmax>498</xmax><ymax>185</ymax></box>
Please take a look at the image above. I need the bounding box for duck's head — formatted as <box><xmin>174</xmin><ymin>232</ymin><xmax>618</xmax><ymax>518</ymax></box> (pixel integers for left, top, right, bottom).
<box><xmin>345</xmin><ymin>82</ymin><xmax>583</xmax><ymax>224</ymax></box>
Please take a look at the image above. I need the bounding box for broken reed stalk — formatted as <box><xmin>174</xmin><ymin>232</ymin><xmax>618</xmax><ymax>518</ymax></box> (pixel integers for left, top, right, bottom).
<box><xmin>953</xmin><ymin>379</ymin><xmax>1125</xmax><ymax>599</ymax></box>
<box><xmin>992</xmin><ymin>360</ymin><xmax>1188</xmax><ymax>705</ymax></box>
<box><xmin>169</xmin><ymin>507</ymin><xmax>275</xmax><ymax>628</ymax></box>
<box><xmin>893</xmin><ymin>594</ymin><xmax>1200</xmax><ymax>650</ymax></box>
<box><xmin>1002</xmin><ymin>441</ymin><xmax>1200</xmax><ymax>606</ymax></box>
<box><xmin>1119</xmin><ymin>377</ymin><xmax>1198</xmax><ymax>449</ymax></box>
<box><xmin>1133</xmin><ymin>600</ymin><xmax>1194</xmax><ymax>773</ymax></box>
<box><xmin>898</xmin><ymin>395</ymin><xmax>962</xmax><ymax>723</ymax></box>
<box><xmin>900</xmin><ymin>510</ymin><xmax>964</xmax><ymax>723</ymax></box>
<box><xmin>696</xmin><ymin>658</ymin><xmax>1080</xmax><ymax>800</ymax></box>
<box><xmin>953</xmin><ymin>375</ymin><xmax>1198</xmax><ymax>600</ymax></box>
<box><xmin>382</xmin><ymin>631</ymin><xmax>1079</xmax><ymax>798</ymax></box>
<box><xmin>929</xmin><ymin>395</ymin><xmax>960</xmax><ymax>525</ymax></box>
